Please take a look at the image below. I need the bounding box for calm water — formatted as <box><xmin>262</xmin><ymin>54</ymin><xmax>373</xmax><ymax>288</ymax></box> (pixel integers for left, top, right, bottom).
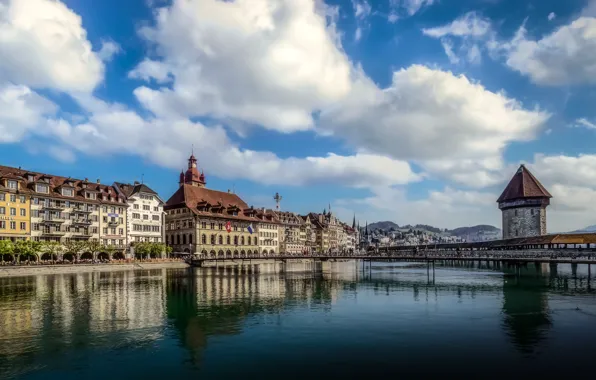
<box><xmin>1</xmin><ymin>261</ymin><xmax>595</xmax><ymax>379</ymax></box>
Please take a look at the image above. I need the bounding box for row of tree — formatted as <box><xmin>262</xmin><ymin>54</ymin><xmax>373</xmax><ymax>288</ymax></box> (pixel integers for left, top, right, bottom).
<box><xmin>0</xmin><ymin>240</ymin><xmax>172</xmax><ymax>261</ymax></box>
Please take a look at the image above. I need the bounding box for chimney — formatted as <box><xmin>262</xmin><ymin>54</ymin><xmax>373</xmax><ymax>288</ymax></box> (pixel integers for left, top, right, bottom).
<box><xmin>84</xmin><ymin>178</ymin><xmax>88</xmax><ymax>182</ymax></box>
<box><xmin>228</xmin><ymin>189</ymin><xmax>231</xmax><ymax>193</ymax></box>
<box><xmin>96</xmin><ymin>178</ymin><xmax>100</xmax><ymax>184</ymax></box>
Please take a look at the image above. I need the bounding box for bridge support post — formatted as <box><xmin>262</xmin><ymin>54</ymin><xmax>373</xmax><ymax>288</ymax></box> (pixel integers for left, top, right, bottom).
<box><xmin>571</xmin><ymin>263</ymin><xmax>578</xmax><ymax>278</ymax></box>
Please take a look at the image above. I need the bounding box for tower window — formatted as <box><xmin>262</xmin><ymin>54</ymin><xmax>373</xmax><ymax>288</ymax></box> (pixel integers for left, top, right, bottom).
<box><xmin>514</xmin><ymin>210</ymin><xmax>518</xmax><ymax>217</ymax></box>
<box><xmin>531</xmin><ymin>209</ymin><xmax>534</xmax><ymax>215</ymax></box>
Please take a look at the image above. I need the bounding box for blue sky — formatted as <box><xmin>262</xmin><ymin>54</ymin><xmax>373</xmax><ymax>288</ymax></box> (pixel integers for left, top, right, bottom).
<box><xmin>1</xmin><ymin>0</ymin><xmax>596</xmax><ymax>231</ymax></box>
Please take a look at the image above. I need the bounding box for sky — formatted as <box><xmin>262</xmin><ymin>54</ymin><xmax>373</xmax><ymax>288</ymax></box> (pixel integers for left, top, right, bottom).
<box><xmin>1</xmin><ymin>0</ymin><xmax>596</xmax><ymax>232</ymax></box>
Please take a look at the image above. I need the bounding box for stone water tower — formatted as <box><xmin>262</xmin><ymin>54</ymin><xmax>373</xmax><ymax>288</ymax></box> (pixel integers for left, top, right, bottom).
<box><xmin>497</xmin><ymin>164</ymin><xmax>552</xmax><ymax>239</ymax></box>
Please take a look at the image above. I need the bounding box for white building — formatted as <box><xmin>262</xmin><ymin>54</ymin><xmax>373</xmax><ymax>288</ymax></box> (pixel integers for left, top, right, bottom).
<box><xmin>114</xmin><ymin>182</ymin><xmax>165</xmax><ymax>245</ymax></box>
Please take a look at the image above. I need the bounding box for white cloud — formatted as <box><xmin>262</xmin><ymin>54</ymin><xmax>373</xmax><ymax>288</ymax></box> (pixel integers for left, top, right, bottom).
<box><xmin>0</xmin><ymin>83</ymin><xmax>57</xmax><ymax>143</ymax></box>
<box><xmin>502</xmin><ymin>17</ymin><xmax>596</xmax><ymax>86</ymax></box>
<box><xmin>422</xmin><ymin>11</ymin><xmax>491</xmax><ymax>38</ymax></box>
<box><xmin>131</xmin><ymin>0</ymin><xmax>353</xmax><ymax>133</ymax></box>
<box><xmin>320</xmin><ymin>65</ymin><xmax>550</xmax><ymax>187</ymax></box>
<box><xmin>572</xmin><ymin>117</ymin><xmax>596</xmax><ymax>129</ymax></box>
<box><xmin>400</xmin><ymin>0</ymin><xmax>435</xmax><ymax>16</ymax></box>
<box><xmin>0</xmin><ymin>0</ymin><xmax>107</xmax><ymax>92</ymax></box>
<box><xmin>548</xmin><ymin>12</ymin><xmax>556</xmax><ymax>21</ymax></box>
<box><xmin>43</xmin><ymin>107</ymin><xmax>420</xmax><ymax>189</ymax></box>
<box><xmin>422</xmin><ymin>12</ymin><xmax>492</xmax><ymax>65</ymax></box>
<box><xmin>97</xmin><ymin>40</ymin><xmax>121</xmax><ymax>62</ymax></box>
<box><xmin>128</xmin><ymin>59</ymin><xmax>172</xmax><ymax>83</ymax></box>
<box><xmin>47</xmin><ymin>146</ymin><xmax>76</xmax><ymax>163</ymax></box>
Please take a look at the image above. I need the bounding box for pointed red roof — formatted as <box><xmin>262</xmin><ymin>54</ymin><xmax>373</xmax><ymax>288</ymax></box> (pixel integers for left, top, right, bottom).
<box><xmin>497</xmin><ymin>164</ymin><xmax>552</xmax><ymax>203</ymax></box>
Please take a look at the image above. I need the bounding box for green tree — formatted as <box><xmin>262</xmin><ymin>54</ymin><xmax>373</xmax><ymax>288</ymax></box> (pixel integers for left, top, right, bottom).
<box><xmin>40</xmin><ymin>241</ymin><xmax>64</xmax><ymax>263</ymax></box>
<box><xmin>149</xmin><ymin>243</ymin><xmax>165</xmax><ymax>259</ymax></box>
<box><xmin>102</xmin><ymin>244</ymin><xmax>117</xmax><ymax>260</ymax></box>
<box><xmin>165</xmin><ymin>245</ymin><xmax>173</xmax><ymax>258</ymax></box>
<box><xmin>0</xmin><ymin>240</ymin><xmax>15</xmax><ymax>263</ymax></box>
<box><xmin>14</xmin><ymin>240</ymin><xmax>41</xmax><ymax>262</ymax></box>
<box><xmin>86</xmin><ymin>239</ymin><xmax>102</xmax><ymax>260</ymax></box>
<box><xmin>63</xmin><ymin>240</ymin><xmax>87</xmax><ymax>262</ymax></box>
<box><xmin>135</xmin><ymin>242</ymin><xmax>151</xmax><ymax>259</ymax></box>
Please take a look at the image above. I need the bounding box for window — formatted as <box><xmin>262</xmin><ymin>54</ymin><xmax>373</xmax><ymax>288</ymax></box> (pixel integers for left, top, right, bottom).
<box><xmin>118</xmin><ymin>208</ymin><xmax>123</xmax><ymax>213</ymax></box>
<box><xmin>254</xmin><ymin>236</ymin><xmax>258</xmax><ymax>245</ymax></box>
<box><xmin>183</xmin><ymin>234</ymin><xmax>187</xmax><ymax>245</ymax></box>
<box><xmin>219</xmin><ymin>223</ymin><xmax>223</xmax><ymax>230</ymax></box>
<box><xmin>8</xmin><ymin>181</ymin><xmax>17</xmax><ymax>190</ymax></box>
<box><xmin>211</xmin><ymin>234</ymin><xmax>216</xmax><ymax>245</ymax></box>
<box><xmin>92</xmin><ymin>227</ymin><xmax>98</xmax><ymax>233</ymax></box>
<box><xmin>19</xmin><ymin>196</ymin><xmax>25</xmax><ymax>203</ymax></box>
<box><xmin>201</xmin><ymin>234</ymin><xmax>206</xmax><ymax>244</ymax></box>
<box><xmin>10</xmin><ymin>221</ymin><xmax>16</xmax><ymax>230</ymax></box>
<box><xmin>152</xmin><ymin>226</ymin><xmax>160</xmax><ymax>232</ymax></box>
<box><xmin>241</xmin><ymin>236</ymin><xmax>245</xmax><ymax>245</ymax></box>
<box><xmin>218</xmin><ymin>235</ymin><xmax>223</xmax><ymax>244</ymax></box>
<box><xmin>134</xmin><ymin>204</ymin><xmax>139</xmax><ymax>209</ymax></box>
<box><xmin>36</xmin><ymin>183</ymin><xmax>49</xmax><ymax>193</ymax></box>
<box><xmin>153</xmin><ymin>206</ymin><xmax>159</xmax><ymax>212</ymax></box>
<box><xmin>20</xmin><ymin>222</ymin><xmax>26</xmax><ymax>230</ymax></box>
<box><xmin>226</xmin><ymin>236</ymin><xmax>231</xmax><ymax>245</ymax></box>
<box><xmin>110</xmin><ymin>207</ymin><xmax>115</xmax><ymax>213</ymax></box>
<box><xmin>32</xmin><ymin>197</ymin><xmax>39</xmax><ymax>204</ymax></box>
<box><xmin>152</xmin><ymin>215</ymin><xmax>160</xmax><ymax>221</ymax></box>
<box><xmin>0</xmin><ymin>207</ymin><xmax>4</xmax><ymax>215</ymax></box>
<box><xmin>0</xmin><ymin>221</ymin><xmax>4</xmax><ymax>229</ymax></box>
<box><xmin>103</xmin><ymin>216</ymin><xmax>108</xmax><ymax>222</ymax></box>
<box><xmin>103</xmin><ymin>228</ymin><xmax>108</xmax><ymax>234</ymax></box>
<box><xmin>10</xmin><ymin>195</ymin><xmax>16</xmax><ymax>202</ymax></box>
<box><xmin>133</xmin><ymin>213</ymin><xmax>140</xmax><ymax>219</ymax></box>
<box><xmin>119</xmin><ymin>228</ymin><xmax>123</xmax><ymax>235</ymax></box>
<box><xmin>210</xmin><ymin>223</ymin><xmax>215</xmax><ymax>229</ymax></box>
<box><xmin>20</xmin><ymin>209</ymin><xmax>26</xmax><ymax>217</ymax></box>
<box><xmin>514</xmin><ymin>210</ymin><xmax>518</xmax><ymax>217</ymax></box>
<box><xmin>143</xmin><ymin>215</ymin><xmax>148</xmax><ymax>220</ymax></box>
<box><xmin>201</xmin><ymin>222</ymin><xmax>206</xmax><ymax>229</ymax></box>
<box><xmin>62</xmin><ymin>188</ymin><xmax>74</xmax><ymax>197</ymax></box>
<box><xmin>10</xmin><ymin>208</ymin><xmax>16</xmax><ymax>216</ymax></box>
<box><xmin>111</xmin><ymin>228</ymin><xmax>116</xmax><ymax>234</ymax></box>
<box><xmin>234</xmin><ymin>236</ymin><xmax>238</xmax><ymax>245</ymax></box>
<box><xmin>143</xmin><ymin>205</ymin><xmax>150</xmax><ymax>211</ymax></box>
<box><xmin>0</xmin><ymin>194</ymin><xmax>4</xmax><ymax>201</ymax></box>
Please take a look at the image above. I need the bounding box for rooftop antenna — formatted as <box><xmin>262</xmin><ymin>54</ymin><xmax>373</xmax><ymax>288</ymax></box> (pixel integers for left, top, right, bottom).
<box><xmin>141</xmin><ymin>173</ymin><xmax>144</xmax><ymax>184</ymax></box>
<box><xmin>273</xmin><ymin>192</ymin><xmax>283</xmax><ymax>211</ymax></box>
<box><xmin>191</xmin><ymin>144</ymin><xmax>194</xmax><ymax>156</ymax></box>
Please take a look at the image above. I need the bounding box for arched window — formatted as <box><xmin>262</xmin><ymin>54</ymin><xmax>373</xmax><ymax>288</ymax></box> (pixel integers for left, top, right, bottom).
<box><xmin>227</xmin><ymin>236</ymin><xmax>231</xmax><ymax>245</ymax></box>
<box><xmin>202</xmin><ymin>234</ymin><xmax>206</xmax><ymax>244</ymax></box>
<box><xmin>241</xmin><ymin>236</ymin><xmax>245</xmax><ymax>245</ymax></box>
<box><xmin>254</xmin><ymin>236</ymin><xmax>257</xmax><ymax>245</ymax></box>
<box><xmin>211</xmin><ymin>234</ymin><xmax>216</xmax><ymax>245</ymax></box>
<box><xmin>183</xmin><ymin>234</ymin><xmax>187</xmax><ymax>245</ymax></box>
<box><xmin>218</xmin><ymin>235</ymin><xmax>223</xmax><ymax>245</ymax></box>
<box><xmin>234</xmin><ymin>236</ymin><xmax>238</xmax><ymax>245</ymax></box>
<box><xmin>177</xmin><ymin>235</ymin><xmax>181</xmax><ymax>245</ymax></box>
<box><xmin>189</xmin><ymin>235</ymin><xmax>193</xmax><ymax>244</ymax></box>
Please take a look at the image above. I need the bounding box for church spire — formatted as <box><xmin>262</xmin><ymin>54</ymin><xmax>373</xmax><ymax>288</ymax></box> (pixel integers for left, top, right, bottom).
<box><xmin>352</xmin><ymin>214</ymin><xmax>356</xmax><ymax>229</ymax></box>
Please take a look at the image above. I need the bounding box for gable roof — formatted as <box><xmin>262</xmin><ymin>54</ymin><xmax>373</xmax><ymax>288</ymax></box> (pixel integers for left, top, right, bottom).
<box><xmin>497</xmin><ymin>164</ymin><xmax>552</xmax><ymax>203</ymax></box>
<box><xmin>165</xmin><ymin>184</ymin><xmax>261</xmax><ymax>222</ymax></box>
<box><xmin>0</xmin><ymin>165</ymin><xmax>126</xmax><ymax>205</ymax></box>
<box><xmin>114</xmin><ymin>182</ymin><xmax>159</xmax><ymax>198</ymax></box>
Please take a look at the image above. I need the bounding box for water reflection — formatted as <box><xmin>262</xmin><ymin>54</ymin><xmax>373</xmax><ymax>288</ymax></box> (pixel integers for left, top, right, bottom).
<box><xmin>0</xmin><ymin>261</ymin><xmax>594</xmax><ymax>378</ymax></box>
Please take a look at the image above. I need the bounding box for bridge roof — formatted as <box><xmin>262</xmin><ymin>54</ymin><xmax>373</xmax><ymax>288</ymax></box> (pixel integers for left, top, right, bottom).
<box><xmin>497</xmin><ymin>164</ymin><xmax>552</xmax><ymax>203</ymax></box>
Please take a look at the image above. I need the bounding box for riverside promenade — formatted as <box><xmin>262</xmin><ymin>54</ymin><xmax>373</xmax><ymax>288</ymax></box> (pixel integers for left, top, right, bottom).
<box><xmin>0</xmin><ymin>260</ymin><xmax>189</xmax><ymax>278</ymax></box>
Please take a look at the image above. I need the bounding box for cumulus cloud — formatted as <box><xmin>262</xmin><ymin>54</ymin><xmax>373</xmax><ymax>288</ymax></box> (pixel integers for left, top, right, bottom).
<box><xmin>0</xmin><ymin>83</ymin><xmax>57</xmax><ymax>143</ymax></box>
<box><xmin>501</xmin><ymin>16</ymin><xmax>596</xmax><ymax>86</ymax></box>
<box><xmin>131</xmin><ymin>0</ymin><xmax>353</xmax><ymax>133</ymax></box>
<box><xmin>548</xmin><ymin>12</ymin><xmax>556</xmax><ymax>21</ymax></box>
<box><xmin>352</xmin><ymin>0</ymin><xmax>371</xmax><ymax>41</ymax></box>
<box><xmin>97</xmin><ymin>40</ymin><xmax>121</xmax><ymax>62</ymax></box>
<box><xmin>43</xmin><ymin>107</ymin><xmax>420</xmax><ymax>188</ymax></box>
<box><xmin>320</xmin><ymin>65</ymin><xmax>550</xmax><ymax>186</ymax></box>
<box><xmin>0</xmin><ymin>0</ymin><xmax>107</xmax><ymax>92</ymax></box>
<box><xmin>422</xmin><ymin>11</ymin><xmax>492</xmax><ymax>65</ymax></box>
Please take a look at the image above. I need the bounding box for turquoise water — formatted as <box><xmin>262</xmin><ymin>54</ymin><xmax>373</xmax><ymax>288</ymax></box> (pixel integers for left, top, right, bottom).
<box><xmin>0</xmin><ymin>261</ymin><xmax>595</xmax><ymax>378</ymax></box>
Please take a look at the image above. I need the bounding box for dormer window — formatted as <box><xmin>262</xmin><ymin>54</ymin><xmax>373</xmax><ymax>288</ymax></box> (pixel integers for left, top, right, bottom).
<box><xmin>8</xmin><ymin>180</ymin><xmax>17</xmax><ymax>190</ymax></box>
<box><xmin>86</xmin><ymin>192</ymin><xmax>96</xmax><ymax>200</ymax></box>
<box><xmin>27</xmin><ymin>175</ymin><xmax>34</xmax><ymax>182</ymax></box>
<box><xmin>62</xmin><ymin>188</ymin><xmax>74</xmax><ymax>197</ymax></box>
<box><xmin>36</xmin><ymin>183</ymin><xmax>49</xmax><ymax>193</ymax></box>
<box><xmin>102</xmin><ymin>195</ymin><xmax>107</xmax><ymax>201</ymax></box>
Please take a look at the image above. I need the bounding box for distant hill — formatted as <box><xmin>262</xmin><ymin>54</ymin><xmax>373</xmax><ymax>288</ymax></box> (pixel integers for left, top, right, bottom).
<box><xmin>367</xmin><ymin>221</ymin><xmax>400</xmax><ymax>231</ymax></box>
<box><xmin>570</xmin><ymin>225</ymin><xmax>596</xmax><ymax>233</ymax></box>
<box><xmin>448</xmin><ymin>225</ymin><xmax>500</xmax><ymax>237</ymax></box>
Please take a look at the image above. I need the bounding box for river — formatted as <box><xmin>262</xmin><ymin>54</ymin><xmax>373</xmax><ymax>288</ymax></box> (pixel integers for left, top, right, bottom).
<box><xmin>0</xmin><ymin>261</ymin><xmax>595</xmax><ymax>378</ymax></box>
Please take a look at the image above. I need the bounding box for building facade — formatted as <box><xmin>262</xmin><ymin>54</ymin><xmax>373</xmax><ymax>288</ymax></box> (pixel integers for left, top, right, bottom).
<box><xmin>0</xmin><ymin>171</ymin><xmax>31</xmax><ymax>241</ymax></box>
<box><xmin>164</xmin><ymin>155</ymin><xmax>262</xmax><ymax>257</ymax></box>
<box><xmin>497</xmin><ymin>164</ymin><xmax>552</xmax><ymax>239</ymax></box>
<box><xmin>257</xmin><ymin>210</ymin><xmax>280</xmax><ymax>256</ymax></box>
<box><xmin>273</xmin><ymin>211</ymin><xmax>304</xmax><ymax>254</ymax></box>
<box><xmin>114</xmin><ymin>182</ymin><xmax>165</xmax><ymax>245</ymax></box>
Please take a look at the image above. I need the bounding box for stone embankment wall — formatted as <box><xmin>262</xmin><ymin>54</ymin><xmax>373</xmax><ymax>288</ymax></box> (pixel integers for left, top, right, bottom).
<box><xmin>0</xmin><ymin>262</ymin><xmax>189</xmax><ymax>278</ymax></box>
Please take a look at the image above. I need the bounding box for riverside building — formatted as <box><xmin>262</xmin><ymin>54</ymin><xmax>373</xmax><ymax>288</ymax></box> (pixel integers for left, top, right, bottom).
<box><xmin>164</xmin><ymin>154</ymin><xmax>262</xmax><ymax>257</ymax></box>
<box><xmin>114</xmin><ymin>182</ymin><xmax>165</xmax><ymax>245</ymax></box>
<box><xmin>0</xmin><ymin>170</ymin><xmax>31</xmax><ymax>241</ymax></box>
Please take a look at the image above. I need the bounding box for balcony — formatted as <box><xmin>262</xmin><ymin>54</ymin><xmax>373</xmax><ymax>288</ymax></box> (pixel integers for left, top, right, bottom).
<box><xmin>41</xmin><ymin>218</ymin><xmax>65</xmax><ymax>224</ymax></box>
<box><xmin>43</xmin><ymin>203</ymin><xmax>64</xmax><ymax>211</ymax></box>
<box><xmin>41</xmin><ymin>230</ymin><xmax>65</xmax><ymax>236</ymax></box>
<box><xmin>107</xmin><ymin>221</ymin><xmax>119</xmax><ymax>227</ymax></box>
<box><xmin>73</xmin><ymin>207</ymin><xmax>93</xmax><ymax>214</ymax></box>
<box><xmin>72</xmin><ymin>219</ymin><xmax>92</xmax><ymax>226</ymax></box>
<box><xmin>72</xmin><ymin>231</ymin><xmax>92</xmax><ymax>237</ymax></box>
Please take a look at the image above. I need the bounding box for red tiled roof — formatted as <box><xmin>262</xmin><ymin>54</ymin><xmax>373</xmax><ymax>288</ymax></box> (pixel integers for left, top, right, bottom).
<box><xmin>0</xmin><ymin>165</ymin><xmax>126</xmax><ymax>205</ymax></box>
<box><xmin>497</xmin><ymin>164</ymin><xmax>552</xmax><ymax>203</ymax></box>
<box><xmin>165</xmin><ymin>184</ymin><xmax>263</xmax><ymax>222</ymax></box>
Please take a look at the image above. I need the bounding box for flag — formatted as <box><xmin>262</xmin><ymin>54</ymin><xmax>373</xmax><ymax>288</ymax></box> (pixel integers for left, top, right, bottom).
<box><xmin>225</xmin><ymin>221</ymin><xmax>232</xmax><ymax>233</ymax></box>
<box><xmin>247</xmin><ymin>224</ymin><xmax>254</xmax><ymax>234</ymax></box>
